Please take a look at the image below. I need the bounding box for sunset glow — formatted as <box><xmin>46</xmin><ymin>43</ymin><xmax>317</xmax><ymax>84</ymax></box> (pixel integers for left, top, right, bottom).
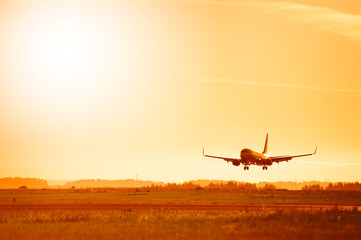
<box><xmin>1</xmin><ymin>0</ymin><xmax>360</xmax><ymax>182</ymax></box>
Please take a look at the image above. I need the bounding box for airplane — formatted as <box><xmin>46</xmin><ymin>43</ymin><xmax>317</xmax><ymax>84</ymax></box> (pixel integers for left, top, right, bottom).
<box><xmin>203</xmin><ymin>134</ymin><xmax>317</xmax><ymax>170</ymax></box>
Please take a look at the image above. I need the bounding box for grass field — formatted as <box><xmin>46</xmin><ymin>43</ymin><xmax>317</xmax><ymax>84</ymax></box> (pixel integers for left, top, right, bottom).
<box><xmin>0</xmin><ymin>189</ymin><xmax>360</xmax><ymax>240</ymax></box>
<box><xmin>1</xmin><ymin>209</ymin><xmax>360</xmax><ymax>240</ymax></box>
<box><xmin>1</xmin><ymin>189</ymin><xmax>361</xmax><ymax>205</ymax></box>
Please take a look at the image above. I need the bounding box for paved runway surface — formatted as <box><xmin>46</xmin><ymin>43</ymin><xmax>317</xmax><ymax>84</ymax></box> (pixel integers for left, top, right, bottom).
<box><xmin>0</xmin><ymin>203</ymin><xmax>359</xmax><ymax>211</ymax></box>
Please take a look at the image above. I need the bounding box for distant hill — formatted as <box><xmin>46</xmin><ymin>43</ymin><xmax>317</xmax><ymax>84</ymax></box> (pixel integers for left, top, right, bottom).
<box><xmin>0</xmin><ymin>177</ymin><xmax>48</xmax><ymax>189</ymax></box>
<box><xmin>64</xmin><ymin>179</ymin><xmax>165</xmax><ymax>188</ymax></box>
<box><xmin>47</xmin><ymin>180</ymin><xmax>72</xmax><ymax>186</ymax></box>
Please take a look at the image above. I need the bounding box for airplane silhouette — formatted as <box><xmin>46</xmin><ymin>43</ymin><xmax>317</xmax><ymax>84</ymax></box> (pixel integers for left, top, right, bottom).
<box><xmin>203</xmin><ymin>134</ymin><xmax>317</xmax><ymax>170</ymax></box>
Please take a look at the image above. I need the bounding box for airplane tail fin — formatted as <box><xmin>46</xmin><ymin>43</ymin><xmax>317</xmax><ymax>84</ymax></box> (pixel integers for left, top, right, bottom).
<box><xmin>262</xmin><ymin>133</ymin><xmax>268</xmax><ymax>154</ymax></box>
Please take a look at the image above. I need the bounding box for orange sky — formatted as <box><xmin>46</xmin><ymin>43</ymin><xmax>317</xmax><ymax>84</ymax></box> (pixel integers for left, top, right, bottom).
<box><xmin>0</xmin><ymin>0</ymin><xmax>360</xmax><ymax>182</ymax></box>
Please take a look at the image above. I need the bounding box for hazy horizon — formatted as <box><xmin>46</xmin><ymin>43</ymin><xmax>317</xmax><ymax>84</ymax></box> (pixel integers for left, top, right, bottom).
<box><xmin>1</xmin><ymin>0</ymin><xmax>360</xmax><ymax>182</ymax></box>
<box><xmin>1</xmin><ymin>176</ymin><xmax>360</xmax><ymax>191</ymax></box>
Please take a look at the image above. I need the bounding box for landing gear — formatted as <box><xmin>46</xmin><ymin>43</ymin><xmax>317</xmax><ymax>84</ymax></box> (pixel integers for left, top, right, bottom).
<box><xmin>244</xmin><ymin>166</ymin><xmax>249</xmax><ymax>170</ymax></box>
<box><xmin>262</xmin><ymin>166</ymin><xmax>268</xmax><ymax>170</ymax></box>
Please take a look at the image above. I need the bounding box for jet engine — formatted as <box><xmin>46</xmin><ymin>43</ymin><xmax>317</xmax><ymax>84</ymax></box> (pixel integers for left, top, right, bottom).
<box><xmin>265</xmin><ymin>159</ymin><xmax>273</xmax><ymax>166</ymax></box>
<box><xmin>232</xmin><ymin>160</ymin><xmax>241</xmax><ymax>166</ymax></box>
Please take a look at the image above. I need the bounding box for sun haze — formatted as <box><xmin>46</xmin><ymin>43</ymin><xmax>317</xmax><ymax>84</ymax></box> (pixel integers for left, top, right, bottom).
<box><xmin>0</xmin><ymin>0</ymin><xmax>360</xmax><ymax>182</ymax></box>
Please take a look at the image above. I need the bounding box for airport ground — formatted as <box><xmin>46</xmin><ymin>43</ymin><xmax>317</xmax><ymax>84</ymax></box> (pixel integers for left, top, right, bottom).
<box><xmin>0</xmin><ymin>189</ymin><xmax>360</xmax><ymax>240</ymax></box>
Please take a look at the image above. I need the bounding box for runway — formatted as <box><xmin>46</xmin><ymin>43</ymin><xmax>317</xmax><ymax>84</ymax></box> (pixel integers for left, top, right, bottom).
<box><xmin>0</xmin><ymin>203</ymin><xmax>359</xmax><ymax>212</ymax></box>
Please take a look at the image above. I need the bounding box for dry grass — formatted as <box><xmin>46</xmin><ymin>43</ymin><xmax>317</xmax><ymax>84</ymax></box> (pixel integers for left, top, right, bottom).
<box><xmin>1</xmin><ymin>189</ymin><xmax>361</xmax><ymax>205</ymax></box>
<box><xmin>1</xmin><ymin>189</ymin><xmax>360</xmax><ymax>239</ymax></box>
<box><xmin>0</xmin><ymin>208</ymin><xmax>360</xmax><ymax>240</ymax></box>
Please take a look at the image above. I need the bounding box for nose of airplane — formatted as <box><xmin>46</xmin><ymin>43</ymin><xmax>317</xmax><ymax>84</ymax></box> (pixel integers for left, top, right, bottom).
<box><xmin>240</xmin><ymin>148</ymin><xmax>251</xmax><ymax>158</ymax></box>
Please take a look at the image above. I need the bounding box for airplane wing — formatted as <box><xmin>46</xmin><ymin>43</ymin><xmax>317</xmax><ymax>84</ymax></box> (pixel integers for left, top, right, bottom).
<box><xmin>270</xmin><ymin>147</ymin><xmax>317</xmax><ymax>163</ymax></box>
<box><xmin>202</xmin><ymin>147</ymin><xmax>240</xmax><ymax>163</ymax></box>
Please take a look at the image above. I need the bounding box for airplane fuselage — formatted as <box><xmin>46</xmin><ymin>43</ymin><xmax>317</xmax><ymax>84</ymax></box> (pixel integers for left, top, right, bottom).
<box><xmin>240</xmin><ymin>148</ymin><xmax>272</xmax><ymax>166</ymax></box>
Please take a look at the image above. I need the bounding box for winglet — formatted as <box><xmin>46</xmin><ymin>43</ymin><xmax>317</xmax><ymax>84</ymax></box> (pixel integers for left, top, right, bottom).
<box><xmin>262</xmin><ymin>133</ymin><xmax>268</xmax><ymax>154</ymax></box>
<box><xmin>314</xmin><ymin>146</ymin><xmax>317</xmax><ymax>155</ymax></box>
<box><xmin>202</xmin><ymin>147</ymin><xmax>205</xmax><ymax>156</ymax></box>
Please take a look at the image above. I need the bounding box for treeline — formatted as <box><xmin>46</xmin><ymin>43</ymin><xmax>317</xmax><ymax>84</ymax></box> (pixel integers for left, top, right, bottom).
<box><xmin>257</xmin><ymin>181</ymin><xmax>330</xmax><ymax>190</ymax></box>
<box><xmin>192</xmin><ymin>180</ymin><xmax>354</xmax><ymax>191</ymax></box>
<box><xmin>302</xmin><ymin>182</ymin><xmax>361</xmax><ymax>191</ymax></box>
<box><xmin>144</xmin><ymin>181</ymin><xmax>277</xmax><ymax>191</ymax></box>
<box><xmin>145</xmin><ymin>181</ymin><xmax>361</xmax><ymax>191</ymax></box>
<box><xmin>0</xmin><ymin>177</ymin><xmax>48</xmax><ymax>189</ymax></box>
<box><xmin>1</xmin><ymin>177</ymin><xmax>360</xmax><ymax>191</ymax></box>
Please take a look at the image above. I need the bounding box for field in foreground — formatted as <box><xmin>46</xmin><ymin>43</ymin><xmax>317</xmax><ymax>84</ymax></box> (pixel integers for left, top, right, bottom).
<box><xmin>0</xmin><ymin>189</ymin><xmax>360</xmax><ymax>240</ymax></box>
<box><xmin>1</xmin><ymin>209</ymin><xmax>360</xmax><ymax>240</ymax></box>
